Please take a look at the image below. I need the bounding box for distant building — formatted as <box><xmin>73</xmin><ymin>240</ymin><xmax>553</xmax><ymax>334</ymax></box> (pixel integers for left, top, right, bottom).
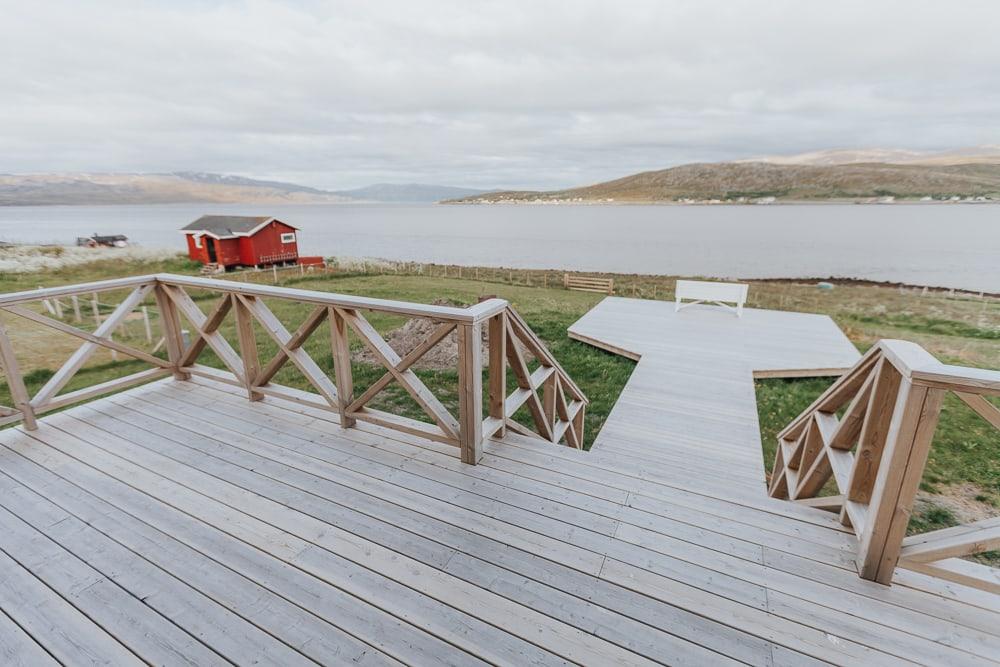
<box><xmin>181</xmin><ymin>215</ymin><xmax>299</xmax><ymax>269</ymax></box>
<box><xmin>76</xmin><ymin>234</ymin><xmax>129</xmax><ymax>248</ymax></box>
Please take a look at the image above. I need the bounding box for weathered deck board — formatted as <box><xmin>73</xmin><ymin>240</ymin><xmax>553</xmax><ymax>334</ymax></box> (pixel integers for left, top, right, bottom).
<box><xmin>0</xmin><ymin>444</ymin><xmax>407</xmax><ymax>666</ymax></box>
<box><xmin>0</xmin><ymin>297</ymin><xmax>996</xmax><ymax>666</ymax></box>
<box><xmin>0</xmin><ymin>543</ymin><xmax>143</xmax><ymax>666</ymax></box>
<box><xmin>180</xmin><ymin>380</ymin><xmax>995</xmax><ymax>652</ymax></box>
<box><xmin>0</xmin><ymin>607</ymin><xmax>59</xmax><ymax>667</ymax></box>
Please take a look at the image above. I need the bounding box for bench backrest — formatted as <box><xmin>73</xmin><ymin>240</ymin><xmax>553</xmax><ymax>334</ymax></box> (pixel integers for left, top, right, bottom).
<box><xmin>564</xmin><ymin>274</ymin><xmax>614</xmax><ymax>295</ymax></box>
<box><xmin>676</xmin><ymin>279</ymin><xmax>748</xmax><ymax>304</ymax></box>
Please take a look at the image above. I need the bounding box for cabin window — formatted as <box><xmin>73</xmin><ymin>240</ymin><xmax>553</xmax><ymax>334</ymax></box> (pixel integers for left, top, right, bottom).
<box><xmin>193</xmin><ymin>235</ymin><xmax>202</xmax><ymax>248</ymax></box>
<box><xmin>280</xmin><ymin>232</ymin><xmax>296</xmax><ymax>244</ymax></box>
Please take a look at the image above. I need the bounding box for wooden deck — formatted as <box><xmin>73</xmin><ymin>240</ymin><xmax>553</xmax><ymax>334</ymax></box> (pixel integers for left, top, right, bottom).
<box><xmin>1</xmin><ymin>298</ymin><xmax>998</xmax><ymax>665</ymax></box>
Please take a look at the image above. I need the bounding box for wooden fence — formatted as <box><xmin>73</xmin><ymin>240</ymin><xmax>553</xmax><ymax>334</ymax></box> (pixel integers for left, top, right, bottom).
<box><xmin>563</xmin><ymin>274</ymin><xmax>614</xmax><ymax>295</ymax></box>
<box><xmin>769</xmin><ymin>339</ymin><xmax>1000</xmax><ymax>591</ymax></box>
<box><xmin>0</xmin><ymin>274</ymin><xmax>586</xmax><ymax>464</ymax></box>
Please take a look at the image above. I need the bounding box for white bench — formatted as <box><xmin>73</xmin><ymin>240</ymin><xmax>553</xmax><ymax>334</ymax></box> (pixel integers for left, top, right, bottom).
<box><xmin>675</xmin><ymin>280</ymin><xmax>749</xmax><ymax>317</ymax></box>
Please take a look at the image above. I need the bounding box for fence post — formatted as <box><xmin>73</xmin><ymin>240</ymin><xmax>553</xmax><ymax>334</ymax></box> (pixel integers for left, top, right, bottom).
<box><xmin>154</xmin><ymin>284</ymin><xmax>191</xmax><ymax>380</ymax></box>
<box><xmin>487</xmin><ymin>311</ymin><xmax>507</xmax><ymax>440</ymax></box>
<box><xmin>457</xmin><ymin>321</ymin><xmax>484</xmax><ymax>464</ymax></box>
<box><xmin>71</xmin><ymin>295</ymin><xmax>82</xmax><ymax>322</ymax></box>
<box><xmin>232</xmin><ymin>295</ymin><xmax>263</xmax><ymax>401</ymax></box>
<box><xmin>856</xmin><ymin>379</ymin><xmax>945</xmax><ymax>583</ymax></box>
<box><xmin>329</xmin><ymin>307</ymin><xmax>356</xmax><ymax>429</ymax></box>
<box><xmin>0</xmin><ymin>316</ymin><xmax>36</xmax><ymax>430</ymax></box>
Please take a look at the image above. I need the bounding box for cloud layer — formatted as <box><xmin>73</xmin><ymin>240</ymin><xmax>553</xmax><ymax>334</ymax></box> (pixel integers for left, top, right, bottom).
<box><xmin>2</xmin><ymin>0</ymin><xmax>998</xmax><ymax>189</ymax></box>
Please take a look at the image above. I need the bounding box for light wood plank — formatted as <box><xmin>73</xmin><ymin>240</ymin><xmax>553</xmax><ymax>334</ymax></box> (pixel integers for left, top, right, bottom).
<box><xmin>0</xmin><ymin>546</ymin><xmax>143</xmax><ymax>665</ymax></box>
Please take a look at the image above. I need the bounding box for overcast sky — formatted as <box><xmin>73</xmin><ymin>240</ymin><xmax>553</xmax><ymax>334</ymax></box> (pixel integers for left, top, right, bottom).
<box><xmin>2</xmin><ymin>1</ymin><xmax>998</xmax><ymax>190</ymax></box>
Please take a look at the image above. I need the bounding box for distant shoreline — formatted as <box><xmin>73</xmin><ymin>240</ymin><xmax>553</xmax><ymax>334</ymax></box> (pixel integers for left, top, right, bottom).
<box><xmin>441</xmin><ymin>198</ymin><xmax>1000</xmax><ymax>206</ymax></box>
<box><xmin>1</xmin><ymin>243</ymin><xmax>994</xmax><ymax>298</ymax></box>
<box><xmin>2</xmin><ymin>198</ymin><xmax>999</xmax><ymax>208</ymax></box>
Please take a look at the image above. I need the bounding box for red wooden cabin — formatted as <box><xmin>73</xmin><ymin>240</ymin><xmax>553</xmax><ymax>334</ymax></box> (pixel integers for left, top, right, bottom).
<box><xmin>181</xmin><ymin>216</ymin><xmax>299</xmax><ymax>269</ymax></box>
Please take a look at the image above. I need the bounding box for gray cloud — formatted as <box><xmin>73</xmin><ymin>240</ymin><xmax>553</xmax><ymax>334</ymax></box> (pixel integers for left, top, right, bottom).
<box><xmin>1</xmin><ymin>0</ymin><xmax>998</xmax><ymax>189</ymax></box>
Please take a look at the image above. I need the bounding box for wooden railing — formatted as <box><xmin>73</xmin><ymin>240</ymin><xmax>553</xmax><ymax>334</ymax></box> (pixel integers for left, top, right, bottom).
<box><xmin>0</xmin><ymin>274</ymin><xmax>587</xmax><ymax>464</ymax></box>
<box><xmin>482</xmin><ymin>307</ymin><xmax>588</xmax><ymax>450</ymax></box>
<box><xmin>769</xmin><ymin>339</ymin><xmax>1000</xmax><ymax>591</ymax></box>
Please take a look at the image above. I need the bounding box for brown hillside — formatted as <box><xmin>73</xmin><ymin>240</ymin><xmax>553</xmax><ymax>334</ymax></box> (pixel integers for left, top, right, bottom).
<box><xmin>448</xmin><ymin>162</ymin><xmax>1000</xmax><ymax>203</ymax></box>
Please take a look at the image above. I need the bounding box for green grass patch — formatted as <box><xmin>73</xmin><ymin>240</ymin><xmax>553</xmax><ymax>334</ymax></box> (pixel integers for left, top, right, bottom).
<box><xmin>846</xmin><ymin>313</ymin><xmax>1000</xmax><ymax>341</ymax></box>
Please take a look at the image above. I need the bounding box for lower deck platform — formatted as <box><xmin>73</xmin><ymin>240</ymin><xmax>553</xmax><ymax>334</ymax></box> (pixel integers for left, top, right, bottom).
<box><xmin>1</xmin><ymin>299</ymin><xmax>997</xmax><ymax>666</ymax></box>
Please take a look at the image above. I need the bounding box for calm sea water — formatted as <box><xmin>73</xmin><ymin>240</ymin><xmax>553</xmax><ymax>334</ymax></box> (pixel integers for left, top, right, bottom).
<box><xmin>0</xmin><ymin>203</ymin><xmax>996</xmax><ymax>292</ymax></box>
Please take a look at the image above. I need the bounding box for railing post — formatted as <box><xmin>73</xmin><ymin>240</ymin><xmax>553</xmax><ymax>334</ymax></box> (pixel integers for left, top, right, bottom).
<box><xmin>458</xmin><ymin>321</ymin><xmax>484</xmax><ymax>464</ymax></box>
<box><xmin>329</xmin><ymin>307</ymin><xmax>356</xmax><ymax>429</ymax></box>
<box><xmin>0</xmin><ymin>315</ymin><xmax>36</xmax><ymax>430</ymax></box>
<box><xmin>542</xmin><ymin>371</ymin><xmax>557</xmax><ymax>442</ymax></box>
<box><xmin>232</xmin><ymin>295</ymin><xmax>263</xmax><ymax>401</ymax></box>
<box><xmin>572</xmin><ymin>400</ymin><xmax>585</xmax><ymax>446</ymax></box>
<box><xmin>857</xmin><ymin>378</ymin><xmax>945</xmax><ymax>584</ymax></box>
<box><xmin>487</xmin><ymin>311</ymin><xmax>507</xmax><ymax>439</ymax></box>
<box><xmin>154</xmin><ymin>283</ymin><xmax>191</xmax><ymax>381</ymax></box>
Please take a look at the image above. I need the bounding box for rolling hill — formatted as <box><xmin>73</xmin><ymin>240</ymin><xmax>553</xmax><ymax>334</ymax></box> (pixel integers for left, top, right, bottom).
<box><xmin>446</xmin><ymin>161</ymin><xmax>1000</xmax><ymax>204</ymax></box>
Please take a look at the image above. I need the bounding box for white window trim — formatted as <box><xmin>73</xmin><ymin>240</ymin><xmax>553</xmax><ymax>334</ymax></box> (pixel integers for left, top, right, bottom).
<box><xmin>280</xmin><ymin>232</ymin><xmax>296</xmax><ymax>244</ymax></box>
<box><xmin>193</xmin><ymin>235</ymin><xmax>202</xmax><ymax>248</ymax></box>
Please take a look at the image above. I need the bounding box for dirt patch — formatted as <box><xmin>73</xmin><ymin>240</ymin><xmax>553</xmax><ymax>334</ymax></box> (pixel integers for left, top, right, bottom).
<box><xmin>353</xmin><ymin>298</ymin><xmax>529</xmax><ymax>371</ymax></box>
<box><xmin>915</xmin><ymin>483</ymin><xmax>1000</xmax><ymax>524</ymax></box>
<box><xmin>353</xmin><ymin>299</ymin><xmax>482</xmax><ymax>371</ymax></box>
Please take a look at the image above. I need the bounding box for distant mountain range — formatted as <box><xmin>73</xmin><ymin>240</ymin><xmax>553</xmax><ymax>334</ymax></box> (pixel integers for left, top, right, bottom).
<box><xmin>0</xmin><ymin>172</ymin><xmax>488</xmax><ymax>206</ymax></box>
<box><xmin>446</xmin><ymin>147</ymin><xmax>1000</xmax><ymax>204</ymax></box>
<box><xmin>6</xmin><ymin>146</ymin><xmax>1000</xmax><ymax>206</ymax></box>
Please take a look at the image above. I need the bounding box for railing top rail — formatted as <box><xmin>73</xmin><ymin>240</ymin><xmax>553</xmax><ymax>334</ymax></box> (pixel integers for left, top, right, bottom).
<box><xmin>0</xmin><ymin>273</ymin><xmax>509</xmax><ymax>324</ymax></box>
<box><xmin>156</xmin><ymin>274</ymin><xmax>508</xmax><ymax>323</ymax></box>
<box><xmin>877</xmin><ymin>339</ymin><xmax>939</xmax><ymax>376</ymax></box>
<box><xmin>0</xmin><ymin>275</ymin><xmax>158</xmax><ymax>307</ymax></box>
<box><xmin>878</xmin><ymin>340</ymin><xmax>1000</xmax><ymax>395</ymax></box>
<box><xmin>911</xmin><ymin>363</ymin><xmax>1000</xmax><ymax>396</ymax></box>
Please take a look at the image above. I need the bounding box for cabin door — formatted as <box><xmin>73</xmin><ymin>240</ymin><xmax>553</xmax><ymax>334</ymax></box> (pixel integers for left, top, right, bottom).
<box><xmin>205</xmin><ymin>237</ymin><xmax>217</xmax><ymax>263</ymax></box>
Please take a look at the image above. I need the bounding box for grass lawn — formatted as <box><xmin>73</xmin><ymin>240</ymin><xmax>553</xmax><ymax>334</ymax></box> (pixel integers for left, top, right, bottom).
<box><xmin>1</xmin><ymin>253</ymin><xmax>997</xmax><ymax>559</ymax></box>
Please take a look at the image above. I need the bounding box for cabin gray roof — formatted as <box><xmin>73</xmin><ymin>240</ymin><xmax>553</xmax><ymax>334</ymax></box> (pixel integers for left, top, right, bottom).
<box><xmin>181</xmin><ymin>215</ymin><xmax>295</xmax><ymax>237</ymax></box>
